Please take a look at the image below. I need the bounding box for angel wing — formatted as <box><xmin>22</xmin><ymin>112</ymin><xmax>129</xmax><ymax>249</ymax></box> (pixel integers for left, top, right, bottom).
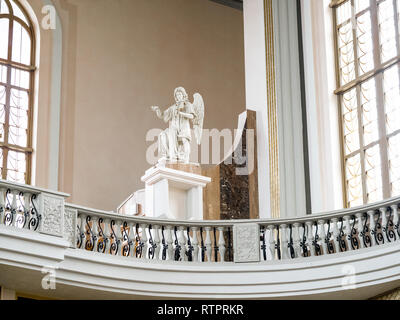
<box><xmin>192</xmin><ymin>93</ymin><xmax>204</xmax><ymax>145</ymax></box>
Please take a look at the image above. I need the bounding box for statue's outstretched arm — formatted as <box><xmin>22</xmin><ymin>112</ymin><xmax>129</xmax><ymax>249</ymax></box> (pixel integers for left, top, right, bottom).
<box><xmin>151</xmin><ymin>106</ymin><xmax>163</xmax><ymax>120</ymax></box>
<box><xmin>179</xmin><ymin>111</ymin><xmax>194</xmax><ymax>120</ymax></box>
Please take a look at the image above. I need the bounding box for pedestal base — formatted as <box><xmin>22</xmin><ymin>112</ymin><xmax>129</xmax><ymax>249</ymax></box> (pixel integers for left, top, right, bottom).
<box><xmin>141</xmin><ymin>162</ymin><xmax>211</xmax><ymax>220</ymax></box>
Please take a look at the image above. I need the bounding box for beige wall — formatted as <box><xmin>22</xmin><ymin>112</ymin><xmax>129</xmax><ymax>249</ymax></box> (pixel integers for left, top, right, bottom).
<box><xmin>30</xmin><ymin>0</ymin><xmax>245</xmax><ymax>211</ymax></box>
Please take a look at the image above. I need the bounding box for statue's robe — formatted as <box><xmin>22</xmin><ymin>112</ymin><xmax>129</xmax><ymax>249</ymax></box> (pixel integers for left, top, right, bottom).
<box><xmin>159</xmin><ymin>101</ymin><xmax>195</xmax><ymax>161</ymax></box>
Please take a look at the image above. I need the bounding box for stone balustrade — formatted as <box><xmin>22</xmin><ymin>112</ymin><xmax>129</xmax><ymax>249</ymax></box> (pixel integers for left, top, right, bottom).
<box><xmin>0</xmin><ymin>179</ymin><xmax>399</xmax><ymax>264</ymax></box>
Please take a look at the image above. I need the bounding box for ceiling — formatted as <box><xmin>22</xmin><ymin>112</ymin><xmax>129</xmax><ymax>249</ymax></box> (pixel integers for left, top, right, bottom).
<box><xmin>209</xmin><ymin>0</ymin><xmax>243</xmax><ymax>11</ymax></box>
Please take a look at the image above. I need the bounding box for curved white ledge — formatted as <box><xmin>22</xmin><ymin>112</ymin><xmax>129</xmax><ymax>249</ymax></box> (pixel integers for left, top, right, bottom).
<box><xmin>1</xmin><ymin>223</ymin><xmax>400</xmax><ymax>299</ymax></box>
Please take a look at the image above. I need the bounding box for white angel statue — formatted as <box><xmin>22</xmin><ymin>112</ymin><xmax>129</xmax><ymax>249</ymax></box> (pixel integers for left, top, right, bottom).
<box><xmin>151</xmin><ymin>87</ymin><xmax>204</xmax><ymax>164</ymax></box>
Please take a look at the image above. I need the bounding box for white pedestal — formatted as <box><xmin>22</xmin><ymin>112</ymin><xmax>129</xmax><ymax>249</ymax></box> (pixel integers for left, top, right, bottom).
<box><xmin>141</xmin><ymin>163</ymin><xmax>211</xmax><ymax>220</ymax></box>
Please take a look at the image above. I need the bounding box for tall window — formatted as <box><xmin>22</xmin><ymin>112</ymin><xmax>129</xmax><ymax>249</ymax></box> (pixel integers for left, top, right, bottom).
<box><xmin>0</xmin><ymin>0</ymin><xmax>35</xmax><ymax>184</ymax></box>
<box><xmin>332</xmin><ymin>0</ymin><xmax>400</xmax><ymax>207</ymax></box>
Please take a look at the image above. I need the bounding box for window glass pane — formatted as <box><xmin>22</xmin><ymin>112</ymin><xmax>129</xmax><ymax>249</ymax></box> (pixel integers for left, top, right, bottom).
<box><xmin>343</xmin><ymin>88</ymin><xmax>360</xmax><ymax>155</ymax></box>
<box><xmin>355</xmin><ymin>0</ymin><xmax>370</xmax><ymax>13</ymax></box>
<box><xmin>0</xmin><ymin>64</ymin><xmax>6</xmax><ymax>83</ymax></box>
<box><xmin>0</xmin><ymin>18</ymin><xmax>9</xmax><ymax>60</ymax></box>
<box><xmin>0</xmin><ymin>148</ymin><xmax>3</xmax><ymax>177</ymax></box>
<box><xmin>388</xmin><ymin>133</ymin><xmax>400</xmax><ymax>196</ymax></box>
<box><xmin>384</xmin><ymin>64</ymin><xmax>400</xmax><ymax>134</ymax></box>
<box><xmin>11</xmin><ymin>21</ymin><xmax>30</xmax><ymax>65</ymax></box>
<box><xmin>337</xmin><ymin>1</ymin><xmax>352</xmax><ymax>25</ymax></box>
<box><xmin>9</xmin><ymin>88</ymin><xmax>28</xmax><ymax>147</ymax></box>
<box><xmin>0</xmin><ymin>84</ymin><xmax>5</xmax><ymax>142</ymax></box>
<box><xmin>338</xmin><ymin>21</ymin><xmax>356</xmax><ymax>85</ymax></box>
<box><xmin>9</xmin><ymin>0</ymin><xmax>28</xmax><ymax>26</ymax></box>
<box><xmin>365</xmin><ymin>145</ymin><xmax>383</xmax><ymax>203</ymax></box>
<box><xmin>379</xmin><ymin>0</ymin><xmax>397</xmax><ymax>62</ymax></box>
<box><xmin>346</xmin><ymin>153</ymin><xmax>363</xmax><ymax>207</ymax></box>
<box><xmin>6</xmin><ymin>150</ymin><xmax>26</xmax><ymax>183</ymax></box>
<box><xmin>357</xmin><ymin>11</ymin><xmax>374</xmax><ymax>75</ymax></box>
<box><xmin>361</xmin><ymin>78</ymin><xmax>379</xmax><ymax>145</ymax></box>
<box><xmin>0</xmin><ymin>0</ymin><xmax>9</xmax><ymax>14</ymax></box>
<box><xmin>11</xmin><ymin>67</ymin><xmax>29</xmax><ymax>89</ymax></box>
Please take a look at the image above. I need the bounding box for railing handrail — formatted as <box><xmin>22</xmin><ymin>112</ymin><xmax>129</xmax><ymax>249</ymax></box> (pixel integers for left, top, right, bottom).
<box><xmin>0</xmin><ymin>179</ymin><xmax>69</xmax><ymax>198</ymax></box>
<box><xmin>66</xmin><ymin>195</ymin><xmax>400</xmax><ymax>227</ymax></box>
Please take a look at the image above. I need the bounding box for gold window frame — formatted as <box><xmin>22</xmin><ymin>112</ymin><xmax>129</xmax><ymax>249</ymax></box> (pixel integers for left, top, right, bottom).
<box><xmin>0</xmin><ymin>0</ymin><xmax>36</xmax><ymax>184</ymax></box>
<box><xmin>331</xmin><ymin>0</ymin><xmax>400</xmax><ymax>207</ymax></box>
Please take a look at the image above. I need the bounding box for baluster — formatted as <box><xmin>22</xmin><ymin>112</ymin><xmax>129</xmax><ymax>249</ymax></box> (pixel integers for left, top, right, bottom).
<box><xmin>287</xmin><ymin>225</ymin><xmax>295</xmax><ymax>259</ymax></box>
<box><xmin>126</xmin><ymin>221</ymin><xmax>134</xmax><ymax>257</ymax></box>
<box><xmin>178</xmin><ymin>226</ymin><xmax>186</xmax><ymax>261</ymax></box>
<box><xmin>185</xmin><ymin>227</ymin><xmax>193</xmax><ymax>262</ymax></box>
<box><xmin>205</xmin><ymin>227</ymin><xmax>212</xmax><ymax>262</ymax></box>
<box><xmin>91</xmin><ymin>216</ymin><xmax>99</xmax><ymax>252</ymax></box>
<box><xmin>380</xmin><ymin>207</ymin><xmax>390</xmax><ymax>243</ymax></box>
<box><xmin>356</xmin><ymin>213</ymin><xmax>365</xmax><ymax>249</ymax></box>
<box><xmin>306</xmin><ymin>221</ymin><xmax>315</xmax><ymax>256</ymax></box>
<box><xmin>22</xmin><ymin>192</ymin><xmax>31</xmax><ymax>229</ymax></box>
<box><xmin>343</xmin><ymin>216</ymin><xmax>353</xmax><ymax>250</ymax></box>
<box><xmin>15</xmin><ymin>192</ymin><xmax>24</xmax><ymax>228</ymax></box>
<box><xmin>111</xmin><ymin>220</ymin><xmax>123</xmax><ymax>256</ymax></box>
<box><xmin>29</xmin><ymin>194</ymin><xmax>41</xmax><ymax>231</ymax></box>
<box><xmin>356</xmin><ymin>212</ymin><xmax>370</xmax><ymax>249</ymax></box>
<box><xmin>372</xmin><ymin>210</ymin><xmax>385</xmax><ymax>245</ymax></box>
<box><xmin>299</xmin><ymin>223</ymin><xmax>308</xmax><ymax>257</ymax></box>
<box><xmin>267</xmin><ymin>225</ymin><xmax>275</xmax><ymax>260</ymax></box>
<box><xmin>331</xmin><ymin>218</ymin><xmax>340</xmax><ymax>253</ymax></box>
<box><xmin>280</xmin><ymin>224</ymin><xmax>289</xmax><ymax>260</ymax></box>
<box><xmin>109</xmin><ymin>220</ymin><xmax>118</xmax><ymax>255</ymax></box>
<box><xmin>218</xmin><ymin>227</ymin><xmax>225</xmax><ymax>262</ymax></box>
<box><xmin>134</xmin><ymin>224</ymin><xmax>142</xmax><ymax>258</ymax></box>
<box><xmin>325</xmin><ymin>219</ymin><xmax>335</xmax><ymax>254</ymax></box>
<box><xmin>147</xmin><ymin>225</ymin><xmax>155</xmax><ymax>259</ymax></box>
<box><xmin>383</xmin><ymin>207</ymin><xmax>396</xmax><ymax>243</ymax></box>
<box><xmin>79</xmin><ymin>213</ymin><xmax>87</xmax><ymax>250</ymax></box>
<box><xmin>153</xmin><ymin>225</ymin><xmax>161</xmax><ymax>260</ymax></box>
<box><xmin>313</xmin><ymin>221</ymin><xmax>322</xmax><ymax>256</ymax></box>
<box><xmin>292</xmin><ymin>223</ymin><xmax>301</xmax><ymax>258</ymax></box>
<box><xmin>103</xmin><ymin>218</ymin><xmax>111</xmax><ymax>254</ymax></box>
<box><xmin>141</xmin><ymin>224</ymin><xmax>148</xmax><ymax>259</ymax></box>
<box><xmin>392</xmin><ymin>205</ymin><xmax>400</xmax><ymax>238</ymax></box>
<box><xmin>0</xmin><ymin>188</ymin><xmax>5</xmax><ymax>225</ymax></box>
<box><xmin>5</xmin><ymin>190</ymin><xmax>17</xmax><ymax>226</ymax></box>
<box><xmin>368</xmin><ymin>210</ymin><xmax>378</xmax><ymax>246</ymax></box>
<box><xmin>318</xmin><ymin>220</ymin><xmax>327</xmax><ymax>256</ymax></box>
<box><xmin>260</xmin><ymin>226</ymin><xmax>267</xmax><ymax>260</ymax></box>
<box><xmin>213</xmin><ymin>227</ymin><xmax>219</xmax><ymax>262</ymax></box>
<box><xmin>361</xmin><ymin>213</ymin><xmax>372</xmax><ymax>248</ymax></box>
<box><xmin>166</xmin><ymin>226</ymin><xmax>174</xmax><ymax>261</ymax></box>
<box><xmin>191</xmin><ymin>227</ymin><xmax>199</xmax><ymax>262</ymax></box>
<box><xmin>11</xmin><ymin>190</ymin><xmax>17</xmax><ymax>225</ymax></box>
<box><xmin>227</xmin><ymin>227</ymin><xmax>233</xmax><ymax>262</ymax></box>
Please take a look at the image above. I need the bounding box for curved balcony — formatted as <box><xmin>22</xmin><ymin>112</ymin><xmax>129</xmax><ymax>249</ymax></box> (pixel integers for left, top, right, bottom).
<box><xmin>0</xmin><ymin>180</ymin><xmax>399</xmax><ymax>299</ymax></box>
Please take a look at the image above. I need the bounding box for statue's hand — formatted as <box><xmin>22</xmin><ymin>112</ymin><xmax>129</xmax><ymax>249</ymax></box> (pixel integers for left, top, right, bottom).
<box><xmin>151</xmin><ymin>106</ymin><xmax>160</xmax><ymax>112</ymax></box>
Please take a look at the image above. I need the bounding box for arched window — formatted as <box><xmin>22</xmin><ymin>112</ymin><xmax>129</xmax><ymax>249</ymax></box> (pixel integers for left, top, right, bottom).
<box><xmin>332</xmin><ymin>0</ymin><xmax>400</xmax><ymax>207</ymax></box>
<box><xmin>0</xmin><ymin>0</ymin><xmax>35</xmax><ymax>184</ymax></box>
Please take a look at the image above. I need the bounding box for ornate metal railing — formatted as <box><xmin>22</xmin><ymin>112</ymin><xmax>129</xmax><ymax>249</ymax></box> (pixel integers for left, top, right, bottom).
<box><xmin>0</xmin><ymin>179</ymin><xmax>399</xmax><ymax>264</ymax></box>
<box><xmin>0</xmin><ymin>181</ymin><xmax>56</xmax><ymax>233</ymax></box>
<box><xmin>68</xmin><ymin>197</ymin><xmax>400</xmax><ymax>263</ymax></box>
<box><xmin>260</xmin><ymin>197</ymin><xmax>400</xmax><ymax>261</ymax></box>
<box><xmin>68</xmin><ymin>204</ymin><xmax>234</xmax><ymax>262</ymax></box>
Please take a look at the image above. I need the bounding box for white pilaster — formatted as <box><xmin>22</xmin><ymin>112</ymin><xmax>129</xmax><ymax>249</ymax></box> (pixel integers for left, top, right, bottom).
<box><xmin>243</xmin><ymin>0</ymin><xmax>271</xmax><ymax>218</ymax></box>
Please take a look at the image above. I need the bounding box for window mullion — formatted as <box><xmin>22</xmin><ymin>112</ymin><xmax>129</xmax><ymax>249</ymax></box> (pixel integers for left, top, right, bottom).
<box><xmin>370</xmin><ymin>0</ymin><xmax>391</xmax><ymax>199</ymax></box>
<box><xmin>350</xmin><ymin>0</ymin><xmax>368</xmax><ymax>203</ymax></box>
<box><xmin>333</xmin><ymin>7</ymin><xmax>348</xmax><ymax>207</ymax></box>
<box><xmin>1</xmin><ymin>11</ymin><xmax>14</xmax><ymax>180</ymax></box>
